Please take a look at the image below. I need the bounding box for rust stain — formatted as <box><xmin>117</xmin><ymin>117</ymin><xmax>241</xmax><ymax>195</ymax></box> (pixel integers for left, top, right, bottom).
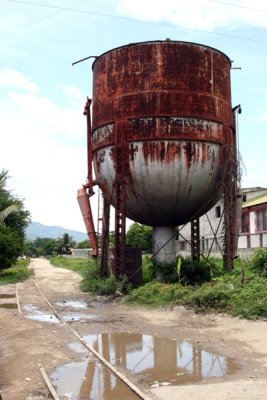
<box><xmin>92</xmin><ymin>41</ymin><xmax>232</xmax><ymax>141</ymax></box>
<box><xmin>94</xmin><ymin>149</ymin><xmax>106</xmax><ymax>173</ymax></box>
<box><xmin>89</xmin><ymin>41</ymin><xmax>234</xmax><ymax>225</ymax></box>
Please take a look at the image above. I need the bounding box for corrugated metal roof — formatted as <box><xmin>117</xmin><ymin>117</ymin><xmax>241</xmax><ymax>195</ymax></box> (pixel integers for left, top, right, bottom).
<box><xmin>242</xmin><ymin>193</ymin><xmax>267</xmax><ymax>208</ymax></box>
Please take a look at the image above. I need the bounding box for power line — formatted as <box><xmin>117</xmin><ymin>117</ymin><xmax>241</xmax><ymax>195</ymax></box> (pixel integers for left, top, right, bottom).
<box><xmin>5</xmin><ymin>0</ymin><xmax>267</xmax><ymax>45</ymax></box>
<box><xmin>207</xmin><ymin>0</ymin><xmax>267</xmax><ymax>14</ymax></box>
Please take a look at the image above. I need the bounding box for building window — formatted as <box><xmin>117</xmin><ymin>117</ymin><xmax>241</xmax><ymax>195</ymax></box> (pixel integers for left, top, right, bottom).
<box><xmin>215</xmin><ymin>206</ymin><xmax>221</xmax><ymax>218</ymax></box>
<box><xmin>242</xmin><ymin>194</ymin><xmax>247</xmax><ymax>202</ymax></box>
<box><xmin>256</xmin><ymin>209</ymin><xmax>267</xmax><ymax>231</ymax></box>
<box><xmin>240</xmin><ymin>213</ymin><xmax>249</xmax><ymax>233</ymax></box>
<box><xmin>201</xmin><ymin>236</ymin><xmax>205</xmax><ymax>251</ymax></box>
<box><xmin>178</xmin><ymin>241</ymin><xmax>186</xmax><ymax>251</ymax></box>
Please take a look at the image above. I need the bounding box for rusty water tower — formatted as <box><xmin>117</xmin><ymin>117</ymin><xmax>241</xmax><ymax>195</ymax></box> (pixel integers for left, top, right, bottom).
<box><xmin>77</xmin><ymin>40</ymin><xmax>240</xmax><ymax>278</ymax></box>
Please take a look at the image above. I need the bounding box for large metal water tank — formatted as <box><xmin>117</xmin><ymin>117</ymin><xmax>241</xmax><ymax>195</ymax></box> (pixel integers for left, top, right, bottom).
<box><xmin>91</xmin><ymin>40</ymin><xmax>233</xmax><ymax>227</ymax></box>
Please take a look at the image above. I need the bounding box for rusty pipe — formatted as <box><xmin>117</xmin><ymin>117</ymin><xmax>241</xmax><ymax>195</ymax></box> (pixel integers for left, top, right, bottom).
<box><xmin>77</xmin><ymin>187</ymin><xmax>98</xmax><ymax>257</ymax></box>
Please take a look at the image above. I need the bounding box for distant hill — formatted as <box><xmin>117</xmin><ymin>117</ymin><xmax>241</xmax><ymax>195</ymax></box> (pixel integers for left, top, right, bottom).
<box><xmin>26</xmin><ymin>221</ymin><xmax>87</xmax><ymax>243</ymax></box>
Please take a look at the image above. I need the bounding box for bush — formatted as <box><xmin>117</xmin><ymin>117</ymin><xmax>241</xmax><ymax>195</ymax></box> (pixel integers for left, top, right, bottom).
<box><xmin>153</xmin><ymin>257</ymin><xmax>213</xmax><ymax>285</ymax></box>
<box><xmin>0</xmin><ymin>225</ymin><xmax>24</xmax><ymax>270</ymax></box>
<box><xmin>142</xmin><ymin>255</ymin><xmax>154</xmax><ymax>283</ymax></box>
<box><xmin>81</xmin><ymin>275</ymin><xmax>118</xmax><ymax>295</ymax></box>
<box><xmin>180</xmin><ymin>258</ymin><xmax>212</xmax><ymax>285</ymax></box>
<box><xmin>229</xmin><ymin>277</ymin><xmax>267</xmax><ymax>319</ymax></box>
<box><xmin>251</xmin><ymin>249</ymin><xmax>267</xmax><ymax>278</ymax></box>
<box><xmin>0</xmin><ymin>258</ymin><xmax>32</xmax><ymax>284</ymax></box>
<box><xmin>126</xmin><ymin>281</ymin><xmax>191</xmax><ymax>307</ymax></box>
<box><xmin>186</xmin><ymin>283</ymin><xmax>233</xmax><ymax>311</ymax></box>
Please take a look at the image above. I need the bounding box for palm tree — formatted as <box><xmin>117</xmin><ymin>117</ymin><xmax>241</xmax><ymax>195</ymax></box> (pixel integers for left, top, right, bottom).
<box><xmin>0</xmin><ymin>169</ymin><xmax>19</xmax><ymax>225</ymax></box>
<box><xmin>0</xmin><ymin>204</ymin><xmax>19</xmax><ymax>225</ymax></box>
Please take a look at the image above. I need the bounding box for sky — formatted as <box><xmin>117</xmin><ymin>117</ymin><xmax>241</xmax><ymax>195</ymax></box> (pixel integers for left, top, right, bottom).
<box><xmin>1</xmin><ymin>0</ymin><xmax>267</xmax><ymax>232</ymax></box>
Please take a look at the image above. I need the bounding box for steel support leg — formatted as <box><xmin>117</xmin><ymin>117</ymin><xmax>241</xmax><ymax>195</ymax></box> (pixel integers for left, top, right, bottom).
<box><xmin>191</xmin><ymin>218</ymin><xmax>200</xmax><ymax>264</ymax></box>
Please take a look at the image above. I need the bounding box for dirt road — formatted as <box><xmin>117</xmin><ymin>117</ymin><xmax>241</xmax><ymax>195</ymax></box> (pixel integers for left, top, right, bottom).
<box><xmin>0</xmin><ymin>258</ymin><xmax>267</xmax><ymax>400</ymax></box>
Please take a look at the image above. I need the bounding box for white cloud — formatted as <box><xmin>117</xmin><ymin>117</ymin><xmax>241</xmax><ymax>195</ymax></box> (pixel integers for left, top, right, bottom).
<box><xmin>113</xmin><ymin>0</ymin><xmax>267</xmax><ymax>31</ymax></box>
<box><xmin>0</xmin><ymin>68</ymin><xmax>38</xmax><ymax>93</ymax></box>
<box><xmin>242</xmin><ymin>173</ymin><xmax>267</xmax><ymax>189</ymax></box>
<box><xmin>0</xmin><ymin>69</ymin><xmax>91</xmax><ymax>231</ymax></box>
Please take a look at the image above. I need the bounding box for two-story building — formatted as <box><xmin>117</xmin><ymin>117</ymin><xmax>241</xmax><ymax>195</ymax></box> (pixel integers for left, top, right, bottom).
<box><xmin>176</xmin><ymin>187</ymin><xmax>267</xmax><ymax>258</ymax></box>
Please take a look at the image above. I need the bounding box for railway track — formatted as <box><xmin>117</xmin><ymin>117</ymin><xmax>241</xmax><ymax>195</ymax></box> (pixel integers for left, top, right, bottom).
<box><xmin>14</xmin><ymin>273</ymin><xmax>152</xmax><ymax>400</ymax></box>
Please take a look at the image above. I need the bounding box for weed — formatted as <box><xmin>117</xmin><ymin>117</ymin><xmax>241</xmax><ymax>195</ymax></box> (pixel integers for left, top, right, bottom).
<box><xmin>251</xmin><ymin>248</ymin><xmax>267</xmax><ymax>278</ymax></box>
<box><xmin>186</xmin><ymin>283</ymin><xmax>233</xmax><ymax>311</ymax></box>
<box><xmin>50</xmin><ymin>255</ymin><xmax>96</xmax><ymax>278</ymax></box>
<box><xmin>0</xmin><ymin>258</ymin><xmax>32</xmax><ymax>284</ymax></box>
<box><xmin>229</xmin><ymin>277</ymin><xmax>267</xmax><ymax>319</ymax></box>
<box><xmin>126</xmin><ymin>281</ymin><xmax>191</xmax><ymax>307</ymax></box>
<box><xmin>142</xmin><ymin>255</ymin><xmax>154</xmax><ymax>283</ymax></box>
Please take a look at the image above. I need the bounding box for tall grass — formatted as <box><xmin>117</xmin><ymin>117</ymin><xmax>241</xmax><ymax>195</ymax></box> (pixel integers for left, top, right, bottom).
<box><xmin>126</xmin><ymin>252</ymin><xmax>267</xmax><ymax>319</ymax></box>
<box><xmin>0</xmin><ymin>258</ymin><xmax>33</xmax><ymax>284</ymax></box>
<box><xmin>50</xmin><ymin>255</ymin><xmax>96</xmax><ymax>277</ymax></box>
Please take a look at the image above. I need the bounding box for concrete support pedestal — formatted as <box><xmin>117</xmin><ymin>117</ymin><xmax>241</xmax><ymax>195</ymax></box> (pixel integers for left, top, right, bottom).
<box><xmin>153</xmin><ymin>226</ymin><xmax>176</xmax><ymax>280</ymax></box>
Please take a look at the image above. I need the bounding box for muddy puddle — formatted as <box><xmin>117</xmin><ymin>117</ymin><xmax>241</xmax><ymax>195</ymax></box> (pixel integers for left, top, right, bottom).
<box><xmin>24</xmin><ymin>304</ymin><xmax>60</xmax><ymax>323</ymax></box>
<box><xmin>51</xmin><ymin>333</ymin><xmax>239</xmax><ymax>399</ymax></box>
<box><xmin>24</xmin><ymin>304</ymin><xmax>99</xmax><ymax>324</ymax></box>
<box><xmin>0</xmin><ymin>294</ymin><xmax>17</xmax><ymax>309</ymax></box>
<box><xmin>0</xmin><ymin>294</ymin><xmax>15</xmax><ymax>299</ymax></box>
<box><xmin>0</xmin><ymin>303</ymin><xmax>17</xmax><ymax>309</ymax></box>
<box><xmin>55</xmin><ymin>300</ymin><xmax>88</xmax><ymax>309</ymax></box>
<box><xmin>62</xmin><ymin>312</ymin><xmax>98</xmax><ymax>322</ymax></box>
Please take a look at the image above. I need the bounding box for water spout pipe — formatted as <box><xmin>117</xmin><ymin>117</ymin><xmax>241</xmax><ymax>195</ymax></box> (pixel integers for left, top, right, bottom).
<box><xmin>77</xmin><ymin>187</ymin><xmax>98</xmax><ymax>257</ymax></box>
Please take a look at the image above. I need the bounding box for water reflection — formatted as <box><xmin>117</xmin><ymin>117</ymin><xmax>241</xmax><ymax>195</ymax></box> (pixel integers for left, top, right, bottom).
<box><xmin>51</xmin><ymin>333</ymin><xmax>238</xmax><ymax>400</ymax></box>
<box><xmin>51</xmin><ymin>358</ymin><xmax>138</xmax><ymax>400</ymax></box>
<box><xmin>85</xmin><ymin>333</ymin><xmax>237</xmax><ymax>384</ymax></box>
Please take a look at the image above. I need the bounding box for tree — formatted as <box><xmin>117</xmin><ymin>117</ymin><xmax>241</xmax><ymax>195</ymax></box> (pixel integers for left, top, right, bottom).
<box><xmin>24</xmin><ymin>238</ymin><xmax>58</xmax><ymax>257</ymax></box>
<box><xmin>57</xmin><ymin>233</ymin><xmax>75</xmax><ymax>254</ymax></box>
<box><xmin>0</xmin><ymin>170</ymin><xmax>19</xmax><ymax>225</ymax></box>
<box><xmin>0</xmin><ymin>169</ymin><xmax>30</xmax><ymax>269</ymax></box>
<box><xmin>77</xmin><ymin>239</ymin><xmax>90</xmax><ymax>249</ymax></box>
<box><xmin>126</xmin><ymin>223</ymin><xmax>153</xmax><ymax>253</ymax></box>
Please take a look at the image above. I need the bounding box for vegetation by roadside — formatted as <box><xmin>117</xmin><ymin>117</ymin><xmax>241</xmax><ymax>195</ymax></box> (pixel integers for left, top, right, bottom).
<box><xmin>50</xmin><ymin>255</ymin><xmax>131</xmax><ymax>295</ymax></box>
<box><xmin>50</xmin><ymin>255</ymin><xmax>93</xmax><ymax>277</ymax></box>
<box><xmin>126</xmin><ymin>250</ymin><xmax>267</xmax><ymax>320</ymax></box>
<box><xmin>50</xmin><ymin>249</ymin><xmax>267</xmax><ymax>320</ymax></box>
<box><xmin>0</xmin><ymin>169</ymin><xmax>30</xmax><ymax>270</ymax></box>
<box><xmin>0</xmin><ymin>258</ymin><xmax>32</xmax><ymax>284</ymax></box>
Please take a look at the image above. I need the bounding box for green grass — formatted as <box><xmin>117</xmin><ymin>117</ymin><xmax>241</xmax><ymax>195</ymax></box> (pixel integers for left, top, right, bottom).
<box><xmin>126</xmin><ymin>281</ymin><xmax>192</xmax><ymax>307</ymax></box>
<box><xmin>50</xmin><ymin>255</ymin><xmax>128</xmax><ymax>295</ymax></box>
<box><xmin>50</xmin><ymin>255</ymin><xmax>97</xmax><ymax>278</ymax></box>
<box><xmin>0</xmin><ymin>258</ymin><xmax>33</xmax><ymax>284</ymax></box>
<box><xmin>49</xmin><ymin>254</ymin><xmax>267</xmax><ymax>320</ymax></box>
<box><xmin>126</xmin><ymin>275</ymin><xmax>267</xmax><ymax>319</ymax></box>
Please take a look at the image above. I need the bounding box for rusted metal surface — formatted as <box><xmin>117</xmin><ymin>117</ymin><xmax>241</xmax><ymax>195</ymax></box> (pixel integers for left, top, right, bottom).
<box><xmin>83</xmin><ymin>97</ymin><xmax>94</xmax><ymax>196</ymax></box>
<box><xmin>223</xmin><ymin>105</ymin><xmax>242</xmax><ymax>270</ymax></box>
<box><xmin>90</xmin><ymin>40</ymin><xmax>233</xmax><ymax>227</ymax></box>
<box><xmin>77</xmin><ymin>188</ymin><xmax>98</xmax><ymax>257</ymax></box>
<box><xmin>92</xmin><ymin>41</ymin><xmax>232</xmax><ymax>130</ymax></box>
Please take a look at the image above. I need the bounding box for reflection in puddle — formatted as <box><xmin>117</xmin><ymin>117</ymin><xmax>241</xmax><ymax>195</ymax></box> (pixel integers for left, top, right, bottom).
<box><xmin>51</xmin><ymin>333</ymin><xmax>238</xmax><ymax>399</ymax></box>
<box><xmin>68</xmin><ymin>342</ymin><xmax>87</xmax><ymax>354</ymax></box>
<box><xmin>0</xmin><ymin>303</ymin><xmax>17</xmax><ymax>309</ymax></box>
<box><xmin>51</xmin><ymin>358</ymin><xmax>138</xmax><ymax>400</ymax></box>
<box><xmin>0</xmin><ymin>294</ymin><xmax>15</xmax><ymax>299</ymax></box>
<box><xmin>55</xmin><ymin>300</ymin><xmax>88</xmax><ymax>309</ymax></box>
